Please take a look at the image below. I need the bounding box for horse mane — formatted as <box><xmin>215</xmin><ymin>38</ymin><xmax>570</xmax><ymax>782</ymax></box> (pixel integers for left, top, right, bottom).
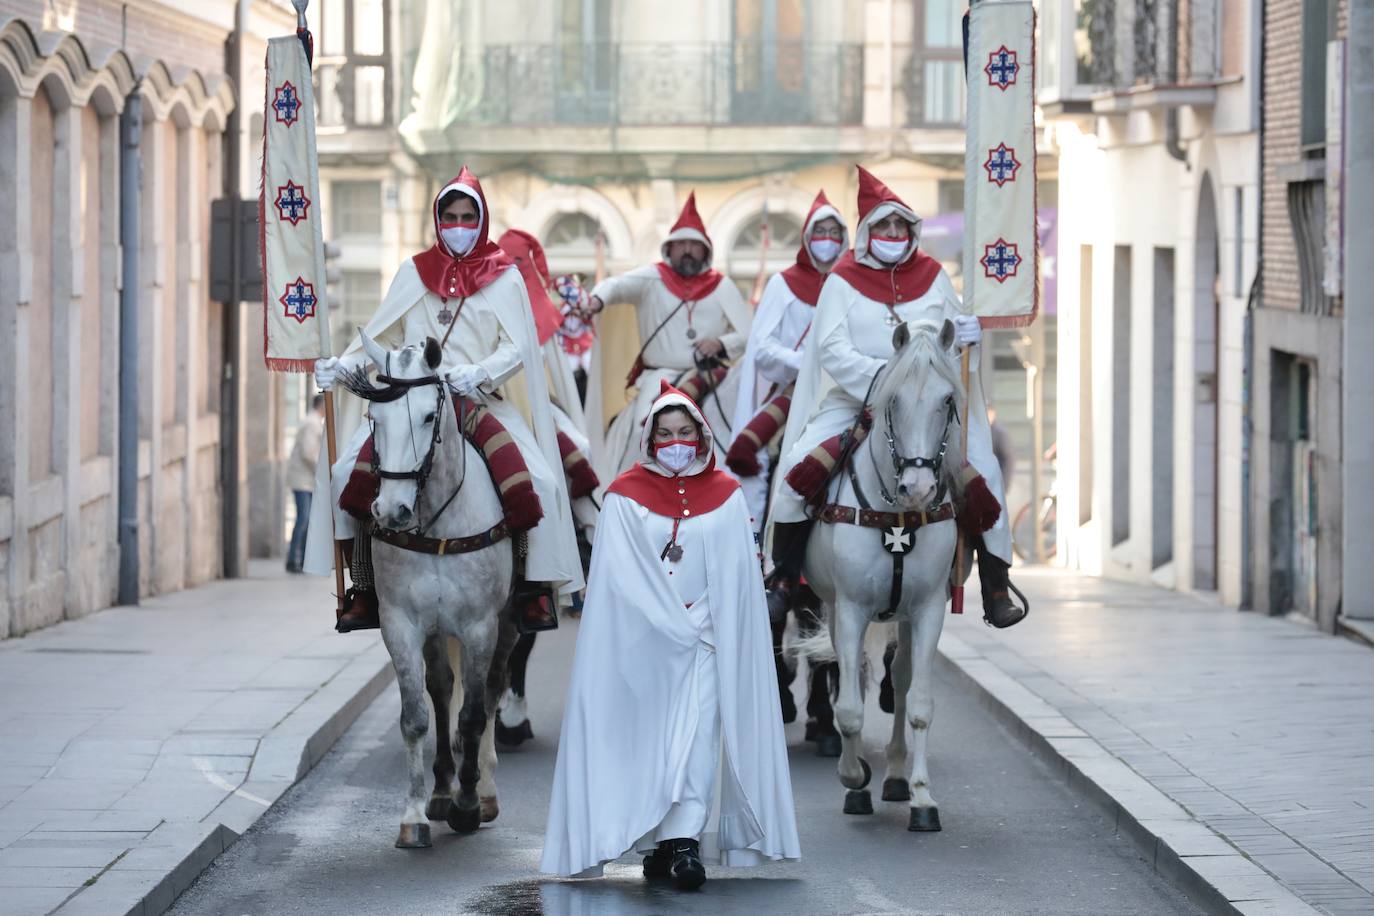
<box><xmin>870</xmin><ymin>321</ymin><xmax>966</xmax><ymax>422</ymax></box>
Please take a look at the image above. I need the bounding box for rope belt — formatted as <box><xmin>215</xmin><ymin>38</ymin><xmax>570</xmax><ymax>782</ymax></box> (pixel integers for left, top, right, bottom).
<box><xmin>818</xmin><ymin>502</ymin><xmax>954</xmax><ymax>619</ymax></box>
<box><xmin>373</xmin><ymin>520</ymin><xmax>509</xmax><ymax>556</ymax></box>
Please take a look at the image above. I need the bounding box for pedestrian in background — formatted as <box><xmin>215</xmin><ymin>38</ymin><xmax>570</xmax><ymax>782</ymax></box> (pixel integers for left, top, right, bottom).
<box><xmin>285</xmin><ymin>395</ymin><xmax>325</xmax><ymax>573</ymax></box>
<box><xmin>988</xmin><ymin>405</ymin><xmax>1014</xmax><ymax>499</ymax></box>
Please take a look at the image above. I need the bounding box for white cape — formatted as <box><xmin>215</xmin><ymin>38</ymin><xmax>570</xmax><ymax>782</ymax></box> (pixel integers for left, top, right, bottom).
<box><xmin>303</xmin><ymin>260</ymin><xmax>583</xmax><ymax>592</ymax></box>
<box><xmin>541</xmin><ymin>489</ymin><xmax>801</xmax><ymax>877</ymax></box>
<box><xmin>728</xmin><ymin>272</ymin><xmax>795</xmax><ymax>436</ymax></box>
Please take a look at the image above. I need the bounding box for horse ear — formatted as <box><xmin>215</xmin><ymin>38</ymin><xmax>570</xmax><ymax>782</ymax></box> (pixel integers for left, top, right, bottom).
<box><xmin>891</xmin><ymin>321</ymin><xmax>911</xmax><ymax>351</ymax></box>
<box><xmin>423</xmin><ymin>336</ymin><xmax>442</xmax><ymax>370</ymax></box>
<box><xmin>939</xmin><ymin>319</ymin><xmax>957</xmax><ymax>351</ymax></box>
<box><xmin>359</xmin><ymin>328</ymin><xmax>388</xmax><ymax>370</ymax></box>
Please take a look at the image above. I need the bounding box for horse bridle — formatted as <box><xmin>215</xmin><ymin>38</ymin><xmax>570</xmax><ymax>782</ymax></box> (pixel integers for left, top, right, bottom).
<box><xmin>360</xmin><ymin>354</ymin><xmax>467</xmax><ymax>535</ymax></box>
<box><xmin>867</xmin><ymin>390</ymin><xmax>956</xmax><ymax>508</ymax></box>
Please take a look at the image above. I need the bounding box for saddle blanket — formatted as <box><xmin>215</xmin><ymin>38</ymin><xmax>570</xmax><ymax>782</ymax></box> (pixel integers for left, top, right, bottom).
<box><xmin>340</xmin><ymin>399</ymin><xmax>544</xmax><ymax>533</ymax></box>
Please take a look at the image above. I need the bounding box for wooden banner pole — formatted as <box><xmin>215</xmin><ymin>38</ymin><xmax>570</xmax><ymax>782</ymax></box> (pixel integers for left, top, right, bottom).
<box><xmin>951</xmin><ymin>347</ymin><xmax>972</xmax><ymax>614</ymax></box>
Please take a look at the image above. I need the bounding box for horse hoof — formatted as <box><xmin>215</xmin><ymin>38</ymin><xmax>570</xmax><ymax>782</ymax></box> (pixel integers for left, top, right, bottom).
<box><xmin>881</xmin><ymin>778</ymin><xmax>911</xmax><ymax>802</ymax></box>
<box><xmin>495</xmin><ymin>720</ymin><xmax>533</xmax><ymax>747</ymax></box>
<box><xmin>425</xmin><ymin>795</ymin><xmax>451</xmax><ymax>821</ymax></box>
<box><xmin>844</xmin><ymin>789</ymin><xmax>874</xmax><ymax>815</ymax></box>
<box><xmin>816</xmin><ymin>733</ymin><xmax>842</xmax><ymax>758</ymax></box>
<box><xmin>479</xmin><ymin>796</ymin><xmax>500</xmax><ymax>823</ymax></box>
<box><xmin>447</xmin><ymin>802</ymin><xmax>482</xmax><ymax>834</ymax></box>
<box><xmin>908</xmin><ymin>806</ymin><xmax>942</xmax><ymax>832</ymax></box>
<box><xmin>395</xmin><ymin>823</ymin><xmax>431</xmax><ymax>848</ymax></box>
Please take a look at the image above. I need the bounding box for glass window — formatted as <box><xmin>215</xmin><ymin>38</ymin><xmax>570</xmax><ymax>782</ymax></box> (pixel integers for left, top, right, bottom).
<box><xmin>924</xmin><ymin>0</ymin><xmax>962</xmax><ymax>48</ymax></box>
<box><xmin>332</xmin><ymin>181</ymin><xmax>382</xmax><ymax>237</ymax></box>
<box><xmin>333</xmin><ymin>270</ymin><xmax>382</xmax><ymax>354</ymax></box>
<box><xmin>545</xmin><ymin>212</ymin><xmax>601</xmax><ymax>256</ymax></box>
<box><xmin>923</xmin><ymin>60</ymin><xmax>966</xmax><ymax>124</ymax></box>
<box><xmin>353</xmin><ymin>66</ymin><xmax>386</xmax><ymax>125</ymax></box>
<box><xmin>320</xmin><ymin>0</ymin><xmax>345</xmax><ymax>56</ymax></box>
<box><xmin>353</xmin><ymin>0</ymin><xmax>386</xmax><ymax>56</ymax></box>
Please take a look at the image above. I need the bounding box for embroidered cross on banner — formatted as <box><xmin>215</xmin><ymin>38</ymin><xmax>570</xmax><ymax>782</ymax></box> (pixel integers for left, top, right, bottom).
<box><xmin>279</xmin><ymin>277</ymin><xmax>318</xmax><ymax>323</ymax></box>
<box><xmin>984</xmin><ymin>46</ymin><xmax>1019</xmax><ymax>90</ymax></box>
<box><xmin>983</xmin><ymin>144</ymin><xmax>1021</xmax><ymax>187</ymax></box>
<box><xmin>273</xmin><ymin>82</ymin><xmax>301</xmax><ymax>126</ymax></box>
<box><xmin>980</xmin><ymin>239</ymin><xmax>1022</xmax><ymax>283</ymax></box>
<box><xmin>274</xmin><ymin>181</ymin><xmax>310</xmax><ymax>225</ymax></box>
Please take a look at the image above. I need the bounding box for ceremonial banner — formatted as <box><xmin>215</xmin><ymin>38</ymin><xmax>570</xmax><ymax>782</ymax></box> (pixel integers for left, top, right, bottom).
<box><xmin>962</xmin><ymin>0</ymin><xmax>1038</xmax><ymax>327</ymax></box>
<box><xmin>260</xmin><ymin>36</ymin><xmax>331</xmax><ymax>371</ymax></box>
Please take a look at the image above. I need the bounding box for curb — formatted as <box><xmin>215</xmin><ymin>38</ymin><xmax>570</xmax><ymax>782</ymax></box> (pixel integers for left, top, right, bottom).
<box><xmin>937</xmin><ymin>632</ymin><xmax>1321</xmax><ymax>916</ymax></box>
<box><xmin>52</xmin><ymin>642</ymin><xmax>396</xmax><ymax>916</ymax></box>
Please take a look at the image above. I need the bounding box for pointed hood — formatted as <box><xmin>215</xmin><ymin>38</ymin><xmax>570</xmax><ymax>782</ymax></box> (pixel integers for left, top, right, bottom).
<box><xmin>412</xmin><ymin>166</ymin><xmax>514</xmax><ymax>301</ymax></box>
<box><xmin>779</xmin><ymin>189</ymin><xmax>849</xmax><ymax>305</ymax></box>
<box><xmin>831</xmin><ymin>165</ymin><xmax>941</xmax><ymax>304</ymax></box>
<box><xmin>605</xmin><ymin>379</ymin><xmax>740</xmax><ymax>514</ymax></box>
<box><xmin>497</xmin><ymin>228</ymin><xmax>563</xmax><ymax>344</ymax></box>
<box><xmin>656</xmin><ymin>191</ymin><xmax>726</xmax><ymax>301</ymax></box>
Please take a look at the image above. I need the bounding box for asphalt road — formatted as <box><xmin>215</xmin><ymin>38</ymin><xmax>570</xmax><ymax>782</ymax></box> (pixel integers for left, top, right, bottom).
<box><xmin>170</xmin><ymin>620</ymin><xmax>1204</xmax><ymax>916</ymax></box>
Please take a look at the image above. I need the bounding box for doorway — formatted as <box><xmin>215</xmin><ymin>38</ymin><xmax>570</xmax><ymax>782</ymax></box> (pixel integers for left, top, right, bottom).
<box><xmin>1192</xmin><ymin>175</ymin><xmax>1220</xmax><ymax>589</ymax></box>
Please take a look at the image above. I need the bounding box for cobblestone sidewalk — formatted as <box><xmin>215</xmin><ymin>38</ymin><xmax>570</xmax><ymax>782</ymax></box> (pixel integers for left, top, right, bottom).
<box><xmin>0</xmin><ymin>562</ymin><xmax>392</xmax><ymax>916</ymax></box>
<box><xmin>943</xmin><ymin>568</ymin><xmax>1374</xmax><ymax>916</ymax></box>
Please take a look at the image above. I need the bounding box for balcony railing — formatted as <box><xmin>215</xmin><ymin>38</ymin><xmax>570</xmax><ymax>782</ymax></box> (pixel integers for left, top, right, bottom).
<box><xmin>411</xmin><ymin>41</ymin><xmax>864</xmax><ymax>129</ymax></box>
<box><xmin>1064</xmin><ymin>0</ymin><xmax>1218</xmax><ymax>91</ymax></box>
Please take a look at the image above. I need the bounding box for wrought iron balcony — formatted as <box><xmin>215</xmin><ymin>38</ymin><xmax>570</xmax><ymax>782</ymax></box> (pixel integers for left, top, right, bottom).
<box><xmin>410</xmin><ymin>41</ymin><xmax>864</xmax><ymax>129</ymax></box>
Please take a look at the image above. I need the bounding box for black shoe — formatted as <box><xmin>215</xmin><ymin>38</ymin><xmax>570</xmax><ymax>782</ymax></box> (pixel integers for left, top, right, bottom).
<box><xmin>978</xmin><ymin>552</ymin><xmax>1029</xmax><ymax>628</ymax></box>
<box><xmin>335</xmin><ymin>587</ymin><xmax>380</xmax><ymax>632</ymax></box>
<box><xmin>668</xmin><ymin>838</ymin><xmax>706</xmax><ymax>890</ymax></box>
<box><xmin>642</xmin><ymin>841</ymin><xmax>672</xmax><ymax>880</ymax></box>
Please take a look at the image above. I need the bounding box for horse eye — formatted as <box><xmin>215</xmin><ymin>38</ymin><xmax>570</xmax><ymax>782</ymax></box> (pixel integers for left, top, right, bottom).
<box><xmin>423</xmin><ymin>413</ymin><xmax>436</xmax><ymax>424</ymax></box>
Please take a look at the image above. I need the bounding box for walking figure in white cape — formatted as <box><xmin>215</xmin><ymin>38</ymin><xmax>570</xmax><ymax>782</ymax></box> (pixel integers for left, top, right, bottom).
<box><xmin>541</xmin><ymin>381</ymin><xmax>800</xmax><ymax>889</ymax></box>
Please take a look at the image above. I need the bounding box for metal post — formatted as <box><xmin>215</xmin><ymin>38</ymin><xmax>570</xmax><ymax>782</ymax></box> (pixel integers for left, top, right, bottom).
<box><xmin>117</xmin><ymin>93</ymin><xmax>143</xmax><ymax>605</ymax></box>
<box><xmin>1029</xmin><ymin>317</ymin><xmax>1046</xmax><ymax>563</ymax></box>
<box><xmin>220</xmin><ymin>3</ymin><xmax>246</xmax><ymax>578</ymax></box>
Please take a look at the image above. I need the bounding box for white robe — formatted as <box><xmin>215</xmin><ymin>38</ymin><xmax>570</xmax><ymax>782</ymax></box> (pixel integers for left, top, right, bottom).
<box><xmin>541</xmin><ymin>488</ymin><xmax>800</xmax><ymax>877</ymax></box>
<box><xmin>729</xmin><ymin>272</ymin><xmax>816</xmax><ymax>528</ymax></box>
<box><xmin>303</xmin><ymin>260</ymin><xmax>585</xmax><ymax>593</ymax></box>
<box><xmin>769</xmin><ymin>268</ymin><xmax>1013</xmax><ymax>563</ymax></box>
<box><xmin>585</xmin><ymin>267</ymin><xmax>752</xmax><ymax>486</ymax></box>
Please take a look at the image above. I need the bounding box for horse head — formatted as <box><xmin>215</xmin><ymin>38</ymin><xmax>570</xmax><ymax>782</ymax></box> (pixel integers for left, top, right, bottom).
<box><xmin>343</xmin><ymin>331</ymin><xmax>447</xmax><ymax>531</ymax></box>
<box><xmin>869</xmin><ymin>318</ymin><xmax>963</xmax><ymax>511</ymax></box>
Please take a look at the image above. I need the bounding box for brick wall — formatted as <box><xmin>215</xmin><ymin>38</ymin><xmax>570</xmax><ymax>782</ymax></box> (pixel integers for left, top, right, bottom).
<box><xmin>1261</xmin><ymin>0</ymin><xmax>1303</xmax><ymax>312</ymax></box>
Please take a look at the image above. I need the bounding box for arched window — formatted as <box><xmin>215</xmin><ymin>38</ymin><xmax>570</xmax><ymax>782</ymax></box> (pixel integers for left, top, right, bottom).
<box><xmin>727</xmin><ymin>211</ymin><xmax>803</xmax><ymax>281</ymax></box>
<box><xmin>543</xmin><ymin>211</ymin><xmax>604</xmax><ymax>275</ymax></box>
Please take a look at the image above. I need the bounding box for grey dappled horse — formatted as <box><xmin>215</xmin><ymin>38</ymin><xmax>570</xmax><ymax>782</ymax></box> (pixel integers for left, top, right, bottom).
<box><xmin>343</xmin><ymin>333</ymin><xmax>518</xmax><ymax>849</ymax></box>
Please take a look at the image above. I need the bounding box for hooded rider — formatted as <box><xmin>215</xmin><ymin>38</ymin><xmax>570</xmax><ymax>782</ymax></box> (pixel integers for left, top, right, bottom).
<box><xmin>767</xmin><ymin>166</ymin><xmax>1025</xmax><ymax>629</ymax></box>
<box><xmin>583</xmin><ymin>192</ymin><xmax>753</xmax><ymax>483</ymax></box>
<box><xmin>305</xmin><ymin>168</ymin><xmax>583</xmax><ymax>632</ymax></box>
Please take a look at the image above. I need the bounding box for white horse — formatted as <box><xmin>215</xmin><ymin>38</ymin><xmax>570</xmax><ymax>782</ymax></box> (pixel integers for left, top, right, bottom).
<box><xmin>342</xmin><ymin>333</ymin><xmax>519</xmax><ymax>849</ymax></box>
<box><xmin>800</xmin><ymin>319</ymin><xmax>967</xmax><ymax>832</ymax></box>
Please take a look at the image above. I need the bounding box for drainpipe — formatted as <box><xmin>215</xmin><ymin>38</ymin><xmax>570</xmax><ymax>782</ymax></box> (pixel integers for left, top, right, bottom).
<box><xmin>1164</xmin><ymin>0</ymin><xmax>1189</xmax><ymax>166</ymax></box>
<box><xmin>220</xmin><ymin>2</ymin><xmax>246</xmax><ymax>578</ymax></box>
<box><xmin>117</xmin><ymin>92</ymin><xmax>142</xmax><ymax>606</ymax></box>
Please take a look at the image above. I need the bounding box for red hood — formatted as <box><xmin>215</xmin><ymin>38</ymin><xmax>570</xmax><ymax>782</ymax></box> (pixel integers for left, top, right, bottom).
<box><xmin>779</xmin><ymin>188</ymin><xmax>848</xmax><ymax>306</ymax></box>
<box><xmin>413</xmin><ymin>166</ymin><xmax>513</xmax><ymax>301</ymax></box>
<box><xmin>497</xmin><ymin>228</ymin><xmax>563</xmax><ymax>344</ymax></box>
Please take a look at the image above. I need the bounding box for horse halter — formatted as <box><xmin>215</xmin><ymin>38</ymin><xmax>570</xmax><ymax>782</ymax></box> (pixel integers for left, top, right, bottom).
<box><xmin>872</xmin><ymin>394</ymin><xmax>956</xmax><ymax>507</ymax></box>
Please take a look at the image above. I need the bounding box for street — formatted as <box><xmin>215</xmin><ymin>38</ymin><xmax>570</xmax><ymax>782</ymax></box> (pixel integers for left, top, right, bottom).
<box><xmin>169</xmin><ymin>620</ymin><xmax>1201</xmax><ymax>916</ymax></box>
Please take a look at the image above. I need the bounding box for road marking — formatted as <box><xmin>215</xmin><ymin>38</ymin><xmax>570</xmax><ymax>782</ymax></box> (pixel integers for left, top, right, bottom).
<box><xmin>193</xmin><ymin>757</ymin><xmax>270</xmax><ymax>807</ymax></box>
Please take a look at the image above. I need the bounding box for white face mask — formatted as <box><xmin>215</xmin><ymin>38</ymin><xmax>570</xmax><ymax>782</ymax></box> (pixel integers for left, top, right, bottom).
<box><xmin>440</xmin><ymin>224</ymin><xmax>480</xmax><ymax>256</ymax></box>
<box><xmin>868</xmin><ymin>237</ymin><xmax>909</xmax><ymax>264</ymax></box>
<box><xmin>655</xmin><ymin>441</ymin><xmax>698</xmax><ymax>474</ymax></box>
<box><xmin>808</xmin><ymin>238</ymin><xmax>843</xmax><ymax>264</ymax></box>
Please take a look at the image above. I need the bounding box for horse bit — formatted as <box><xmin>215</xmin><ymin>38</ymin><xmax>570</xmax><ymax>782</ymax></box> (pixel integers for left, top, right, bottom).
<box><xmin>869</xmin><ymin>394</ymin><xmax>956</xmax><ymax>508</ymax></box>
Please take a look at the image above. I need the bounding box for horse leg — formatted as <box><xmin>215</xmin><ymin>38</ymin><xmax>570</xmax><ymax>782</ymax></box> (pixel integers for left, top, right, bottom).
<box><xmin>798</xmin><ymin>601</ymin><xmax>840</xmax><ymax>753</ymax></box>
<box><xmin>831</xmin><ymin>601</ymin><xmax>873</xmax><ymax>815</ymax></box>
<box><xmin>380</xmin><ymin>623</ymin><xmax>432</xmax><ymax>849</ymax></box>
<box><xmin>904</xmin><ymin>594</ymin><xmax>946</xmax><ymax>832</ymax></box>
<box><xmin>495</xmin><ymin>632</ymin><xmax>536</xmax><ymax>746</ymax></box>
<box><xmin>478</xmin><ymin>617</ymin><xmax>519</xmax><ymax>823</ymax></box>
<box><xmin>882</xmin><ymin>622</ymin><xmax>914</xmax><ymax>802</ymax></box>
<box><xmin>446</xmin><ymin>624</ymin><xmax>498</xmax><ymax>834</ymax></box>
<box><xmin>423</xmin><ymin>636</ymin><xmax>456</xmax><ymax>822</ymax></box>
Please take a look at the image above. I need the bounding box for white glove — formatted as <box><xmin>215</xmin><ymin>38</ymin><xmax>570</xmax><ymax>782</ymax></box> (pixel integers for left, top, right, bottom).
<box><xmin>445</xmin><ymin>364</ymin><xmax>489</xmax><ymax>397</ymax></box>
<box><xmin>314</xmin><ymin>357</ymin><xmax>340</xmax><ymax>391</ymax></box>
<box><xmin>953</xmin><ymin>314</ymin><xmax>982</xmax><ymax>347</ymax></box>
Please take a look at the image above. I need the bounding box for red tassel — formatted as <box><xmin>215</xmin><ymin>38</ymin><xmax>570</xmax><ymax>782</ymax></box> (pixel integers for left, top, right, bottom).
<box><xmin>958</xmin><ymin>473</ymin><xmax>1002</xmax><ymax>536</ymax></box>
<box><xmin>784</xmin><ymin>455</ymin><xmax>830</xmax><ymax>501</ymax></box>
<box><xmin>725</xmin><ymin>439</ymin><xmax>762</xmax><ymax>477</ymax></box>
<box><xmin>501</xmin><ymin>480</ymin><xmax>544</xmax><ymax>533</ymax></box>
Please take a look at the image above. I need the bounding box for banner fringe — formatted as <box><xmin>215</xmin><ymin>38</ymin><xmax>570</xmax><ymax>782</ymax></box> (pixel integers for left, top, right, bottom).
<box><xmin>266</xmin><ymin>357</ymin><xmax>319</xmax><ymax>373</ymax></box>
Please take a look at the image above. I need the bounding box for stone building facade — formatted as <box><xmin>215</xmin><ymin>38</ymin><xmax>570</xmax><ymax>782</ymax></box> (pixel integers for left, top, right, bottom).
<box><xmin>0</xmin><ymin>0</ymin><xmax>293</xmax><ymax>638</ymax></box>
